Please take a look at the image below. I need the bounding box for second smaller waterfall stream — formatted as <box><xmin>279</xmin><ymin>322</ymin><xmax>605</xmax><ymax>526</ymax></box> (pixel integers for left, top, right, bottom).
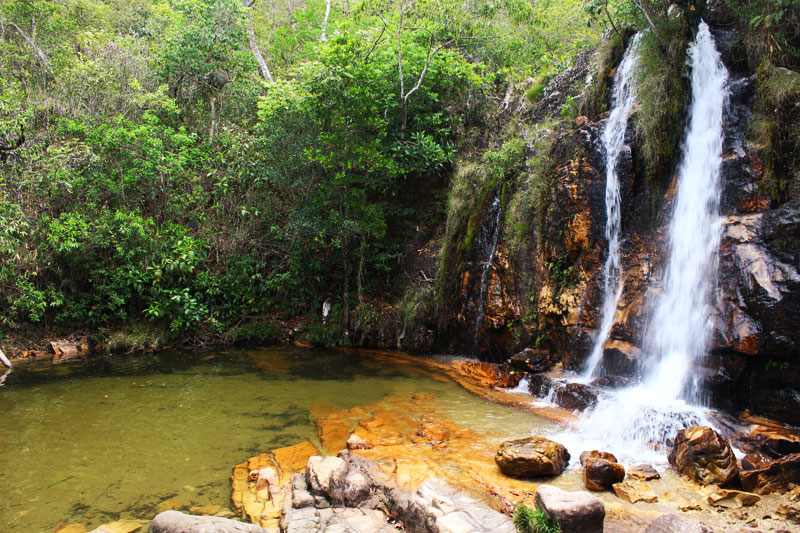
<box><xmin>580</xmin><ymin>33</ymin><xmax>642</xmax><ymax>381</ymax></box>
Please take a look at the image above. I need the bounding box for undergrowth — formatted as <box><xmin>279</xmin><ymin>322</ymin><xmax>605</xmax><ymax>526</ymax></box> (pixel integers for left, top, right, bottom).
<box><xmin>513</xmin><ymin>503</ymin><xmax>561</xmax><ymax>533</ymax></box>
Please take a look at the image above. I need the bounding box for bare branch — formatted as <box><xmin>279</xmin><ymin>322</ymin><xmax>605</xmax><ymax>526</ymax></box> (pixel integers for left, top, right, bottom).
<box><xmin>364</xmin><ymin>21</ymin><xmax>386</xmax><ymax>63</ymax></box>
<box><xmin>247</xmin><ymin>11</ymin><xmax>274</xmax><ymax>83</ymax></box>
<box><xmin>7</xmin><ymin>20</ymin><xmax>52</xmax><ymax>75</ymax></box>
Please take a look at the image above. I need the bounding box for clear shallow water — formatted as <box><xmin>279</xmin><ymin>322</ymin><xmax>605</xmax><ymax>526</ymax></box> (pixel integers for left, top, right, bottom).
<box><xmin>0</xmin><ymin>347</ymin><xmax>553</xmax><ymax>532</ymax></box>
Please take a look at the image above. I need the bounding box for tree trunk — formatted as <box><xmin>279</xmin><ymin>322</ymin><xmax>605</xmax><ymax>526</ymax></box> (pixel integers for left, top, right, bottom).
<box><xmin>320</xmin><ymin>0</ymin><xmax>331</xmax><ymax>41</ymax></box>
<box><xmin>248</xmin><ymin>11</ymin><xmax>274</xmax><ymax>83</ymax></box>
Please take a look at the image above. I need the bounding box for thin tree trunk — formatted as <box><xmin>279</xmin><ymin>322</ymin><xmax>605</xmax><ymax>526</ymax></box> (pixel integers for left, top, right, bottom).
<box><xmin>247</xmin><ymin>11</ymin><xmax>274</xmax><ymax>83</ymax></box>
<box><xmin>320</xmin><ymin>0</ymin><xmax>331</xmax><ymax>41</ymax></box>
<box><xmin>209</xmin><ymin>95</ymin><xmax>216</xmax><ymax>141</ymax></box>
<box><xmin>342</xmin><ymin>234</ymin><xmax>350</xmax><ymax>342</ymax></box>
<box><xmin>8</xmin><ymin>19</ymin><xmax>52</xmax><ymax>76</ymax></box>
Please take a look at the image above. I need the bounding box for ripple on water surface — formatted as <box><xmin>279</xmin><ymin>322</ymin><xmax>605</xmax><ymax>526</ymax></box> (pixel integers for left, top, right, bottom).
<box><xmin>0</xmin><ymin>347</ymin><xmax>553</xmax><ymax>532</ymax></box>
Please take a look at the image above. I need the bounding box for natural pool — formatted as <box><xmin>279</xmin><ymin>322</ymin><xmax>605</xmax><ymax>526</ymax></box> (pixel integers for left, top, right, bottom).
<box><xmin>0</xmin><ymin>347</ymin><xmax>556</xmax><ymax>532</ymax></box>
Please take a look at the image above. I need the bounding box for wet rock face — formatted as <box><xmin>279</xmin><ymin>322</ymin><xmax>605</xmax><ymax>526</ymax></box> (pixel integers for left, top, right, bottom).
<box><xmin>715</xmin><ymin>205</ymin><xmax>800</xmax><ymax>364</ymax></box>
<box><xmin>495</xmin><ymin>436</ymin><xmax>570</xmax><ymax>478</ymax></box>
<box><xmin>534</xmin><ymin>484</ymin><xmax>605</xmax><ymax>533</ymax></box>
<box><xmin>668</xmin><ymin>426</ymin><xmax>739</xmax><ymax>487</ymax></box>
<box><xmin>739</xmin><ymin>453</ymin><xmax>800</xmax><ymax>495</ymax></box>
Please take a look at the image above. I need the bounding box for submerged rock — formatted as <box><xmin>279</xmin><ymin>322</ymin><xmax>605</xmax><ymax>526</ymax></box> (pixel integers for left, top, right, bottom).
<box><xmin>612</xmin><ymin>480</ymin><xmax>657</xmax><ymax>503</ymax></box>
<box><xmin>149</xmin><ymin>511</ymin><xmax>267</xmax><ymax>533</ymax></box>
<box><xmin>534</xmin><ymin>484</ymin><xmax>605</xmax><ymax>533</ymax></box>
<box><xmin>739</xmin><ymin>452</ymin><xmax>800</xmax><ymax>494</ymax></box>
<box><xmin>668</xmin><ymin>426</ymin><xmax>738</xmax><ymax>487</ymax></box>
<box><xmin>495</xmin><ymin>436</ymin><xmax>570</xmax><ymax>478</ymax></box>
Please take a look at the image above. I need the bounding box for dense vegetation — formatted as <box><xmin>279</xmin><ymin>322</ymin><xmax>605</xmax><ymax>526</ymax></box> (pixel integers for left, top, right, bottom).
<box><xmin>0</xmin><ymin>0</ymin><xmax>796</xmax><ymax>349</ymax></box>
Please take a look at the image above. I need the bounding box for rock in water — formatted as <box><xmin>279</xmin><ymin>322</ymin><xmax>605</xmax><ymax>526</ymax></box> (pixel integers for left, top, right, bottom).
<box><xmin>149</xmin><ymin>511</ymin><xmax>269</xmax><ymax>532</ymax></box>
<box><xmin>579</xmin><ymin>450</ymin><xmax>617</xmax><ymax>466</ymax></box>
<box><xmin>495</xmin><ymin>437</ymin><xmax>570</xmax><ymax>478</ymax></box>
<box><xmin>612</xmin><ymin>480</ymin><xmax>657</xmax><ymax>503</ymax></box>
<box><xmin>739</xmin><ymin>452</ymin><xmax>800</xmax><ymax>494</ymax></box>
<box><xmin>628</xmin><ymin>464</ymin><xmax>660</xmax><ymax>481</ymax></box>
<box><xmin>667</xmin><ymin>426</ymin><xmax>738</xmax><ymax>486</ymax></box>
<box><xmin>583</xmin><ymin>457</ymin><xmax>625</xmax><ymax>491</ymax></box>
<box><xmin>534</xmin><ymin>484</ymin><xmax>604</xmax><ymax>533</ymax></box>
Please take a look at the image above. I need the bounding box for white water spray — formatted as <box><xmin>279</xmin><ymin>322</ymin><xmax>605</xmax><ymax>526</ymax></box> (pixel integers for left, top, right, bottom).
<box><xmin>581</xmin><ymin>33</ymin><xmax>642</xmax><ymax>381</ymax></box>
<box><xmin>573</xmin><ymin>22</ymin><xmax>729</xmax><ymax>460</ymax></box>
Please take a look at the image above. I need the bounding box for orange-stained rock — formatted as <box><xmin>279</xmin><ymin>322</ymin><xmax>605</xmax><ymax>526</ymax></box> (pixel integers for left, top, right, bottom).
<box><xmin>740</xmin><ymin>453</ymin><xmax>800</xmax><ymax>494</ymax></box>
<box><xmin>455</xmin><ymin>360</ymin><xmax>520</xmax><ymax>389</ymax></box>
<box><xmin>271</xmin><ymin>441</ymin><xmax>319</xmax><ymax>482</ymax></box>
<box><xmin>668</xmin><ymin>426</ymin><xmax>738</xmax><ymax>487</ymax></box>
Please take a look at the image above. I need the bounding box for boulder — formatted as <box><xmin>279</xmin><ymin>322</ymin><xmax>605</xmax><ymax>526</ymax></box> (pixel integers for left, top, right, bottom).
<box><xmin>495</xmin><ymin>437</ymin><xmax>570</xmax><ymax>478</ymax></box>
<box><xmin>628</xmin><ymin>464</ymin><xmax>660</xmax><ymax>481</ymax></box>
<box><xmin>706</xmin><ymin>488</ymin><xmax>760</xmax><ymax>508</ymax></box>
<box><xmin>643</xmin><ymin>514</ymin><xmax>712</xmax><ymax>533</ymax></box>
<box><xmin>579</xmin><ymin>450</ymin><xmax>617</xmax><ymax>466</ymax></box>
<box><xmin>667</xmin><ymin>426</ymin><xmax>738</xmax><ymax>487</ymax></box>
<box><xmin>739</xmin><ymin>452</ymin><xmax>800</xmax><ymax>494</ymax></box>
<box><xmin>600</xmin><ymin>340</ymin><xmax>642</xmax><ymax>377</ymax></box>
<box><xmin>583</xmin><ymin>457</ymin><xmax>625</xmax><ymax>491</ymax></box>
<box><xmin>612</xmin><ymin>480</ymin><xmax>657</xmax><ymax>503</ymax></box>
<box><xmin>305</xmin><ymin>456</ymin><xmax>349</xmax><ymax>506</ymax></box>
<box><xmin>554</xmin><ymin>382</ymin><xmax>598</xmax><ymax>411</ymax></box>
<box><xmin>149</xmin><ymin>511</ymin><xmax>268</xmax><ymax>532</ymax></box>
<box><xmin>343</xmin><ymin>469</ymin><xmax>371</xmax><ymax>507</ymax></box>
<box><xmin>509</xmin><ymin>348</ymin><xmax>556</xmax><ymax>373</ymax></box>
<box><xmin>534</xmin><ymin>484</ymin><xmax>605</xmax><ymax>533</ymax></box>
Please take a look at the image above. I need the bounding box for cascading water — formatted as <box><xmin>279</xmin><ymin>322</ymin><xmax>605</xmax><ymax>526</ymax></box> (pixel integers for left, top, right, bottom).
<box><xmin>474</xmin><ymin>192</ymin><xmax>503</xmax><ymax>346</ymax></box>
<box><xmin>580</xmin><ymin>33</ymin><xmax>642</xmax><ymax>381</ymax></box>
<box><xmin>570</xmin><ymin>22</ymin><xmax>730</xmax><ymax>460</ymax></box>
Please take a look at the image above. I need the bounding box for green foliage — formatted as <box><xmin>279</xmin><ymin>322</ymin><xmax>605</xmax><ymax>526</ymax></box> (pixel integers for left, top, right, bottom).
<box><xmin>513</xmin><ymin>503</ymin><xmax>561</xmax><ymax>533</ymax></box>
<box><xmin>581</xmin><ymin>31</ymin><xmax>626</xmax><ymax>117</ymax></box>
<box><xmin>753</xmin><ymin>62</ymin><xmax>800</xmax><ymax>201</ymax></box>
<box><xmin>633</xmin><ymin>27</ymin><xmax>688</xmax><ymax>188</ymax></box>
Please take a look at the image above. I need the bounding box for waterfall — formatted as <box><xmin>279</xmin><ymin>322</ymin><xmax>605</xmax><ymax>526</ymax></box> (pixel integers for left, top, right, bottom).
<box><xmin>641</xmin><ymin>21</ymin><xmax>728</xmax><ymax>404</ymax></box>
<box><xmin>474</xmin><ymin>193</ymin><xmax>503</xmax><ymax>346</ymax></box>
<box><xmin>580</xmin><ymin>33</ymin><xmax>642</xmax><ymax>381</ymax></box>
<box><xmin>571</xmin><ymin>22</ymin><xmax>729</xmax><ymax>460</ymax></box>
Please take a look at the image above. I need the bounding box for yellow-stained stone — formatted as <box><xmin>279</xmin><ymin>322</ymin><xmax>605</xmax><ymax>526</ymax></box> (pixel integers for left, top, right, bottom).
<box><xmin>88</xmin><ymin>520</ymin><xmax>143</xmax><ymax>533</ymax></box>
<box><xmin>55</xmin><ymin>525</ymin><xmax>87</xmax><ymax>533</ymax></box>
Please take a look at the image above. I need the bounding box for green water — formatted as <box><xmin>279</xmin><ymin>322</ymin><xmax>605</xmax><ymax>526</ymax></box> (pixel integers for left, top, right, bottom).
<box><xmin>0</xmin><ymin>347</ymin><xmax>552</xmax><ymax>532</ymax></box>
